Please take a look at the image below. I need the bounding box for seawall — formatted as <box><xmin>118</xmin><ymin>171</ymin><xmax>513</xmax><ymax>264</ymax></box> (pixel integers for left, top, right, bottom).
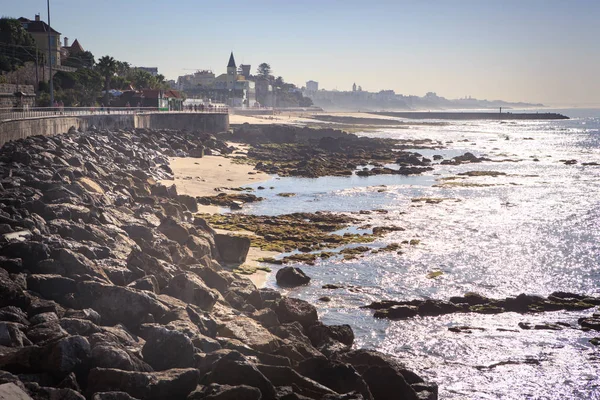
<box><xmin>0</xmin><ymin>112</ymin><xmax>229</xmax><ymax>147</ymax></box>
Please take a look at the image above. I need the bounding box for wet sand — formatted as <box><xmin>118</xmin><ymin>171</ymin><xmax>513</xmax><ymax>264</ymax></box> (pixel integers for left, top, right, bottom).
<box><xmin>160</xmin><ymin>154</ymin><xmax>271</xmax><ymax>198</ymax></box>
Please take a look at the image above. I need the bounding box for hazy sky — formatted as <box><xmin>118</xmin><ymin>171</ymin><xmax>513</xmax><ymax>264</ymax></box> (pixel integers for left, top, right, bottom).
<box><xmin>6</xmin><ymin>0</ymin><xmax>600</xmax><ymax>105</ymax></box>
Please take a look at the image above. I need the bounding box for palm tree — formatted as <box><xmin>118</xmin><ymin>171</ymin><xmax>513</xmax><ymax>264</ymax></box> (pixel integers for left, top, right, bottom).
<box><xmin>96</xmin><ymin>56</ymin><xmax>117</xmax><ymax>105</ymax></box>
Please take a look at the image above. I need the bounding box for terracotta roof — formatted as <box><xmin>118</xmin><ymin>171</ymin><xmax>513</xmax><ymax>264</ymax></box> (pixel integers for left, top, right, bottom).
<box><xmin>227</xmin><ymin>52</ymin><xmax>236</xmax><ymax>68</ymax></box>
<box><xmin>18</xmin><ymin>17</ymin><xmax>61</xmax><ymax>34</ymax></box>
<box><xmin>68</xmin><ymin>39</ymin><xmax>84</xmax><ymax>52</ymax></box>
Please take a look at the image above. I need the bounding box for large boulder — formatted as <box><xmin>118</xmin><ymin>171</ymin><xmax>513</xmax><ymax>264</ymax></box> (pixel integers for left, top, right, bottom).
<box><xmin>187</xmin><ymin>384</ymin><xmax>261</xmax><ymax>400</ymax></box>
<box><xmin>91</xmin><ymin>345</ymin><xmax>152</xmax><ymax>372</ymax></box>
<box><xmin>0</xmin><ymin>268</ymin><xmax>29</xmax><ymax>308</ymax></box>
<box><xmin>163</xmin><ymin>273</ymin><xmax>219</xmax><ymax>311</ymax></box>
<box><xmin>214</xmin><ymin>234</ymin><xmax>250</xmax><ymax>263</ymax></box>
<box><xmin>40</xmin><ymin>249</ymin><xmax>110</xmax><ymax>282</ymax></box>
<box><xmin>0</xmin><ymin>322</ymin><xmax>31</xmax><ymax>347</ymax></box>
<box><xmin>217</xmin><ymin>315</ymin><xmax>281</xmax><ymax>353</ymax></box>
<box><xmin>203</xmin><ymin>352</ymin><xmax>277</xmax><ymax>400</ymax></box>
<box><xmin>157</xmin><ymin>218</ymin><xmax>189</xmax><ymax>245</ymax></box>
<box><xmin>92</xmin><ymin>392</ymin><xmax>140</xmax><ymax>400</ymax></box>
<box><xmin>274</xmin><ymin>297</ymin><xmax>318</xmax><ymax>329</ymax></box>
<box><xmin>75</xmin><ymin>281</ymin><xmax>169</xmax><ymax>328</ymax></box>
<box><xmin>0</xmin><ymin>241</ymin><xmax>50</xmax><ymax>270</ymax></box>
<box><xmin>126</xmin><ymin>275</ymin><xmax>159</xmax><ymax>294</ymax></box>
<box><xmin>86</xmin><ymin>368</ymin><xmax>200</xmax><ymax>400</ymax></box>
<box><xmin>38</xmin><ymin>335</ymin><xmax>91</xmax><ymax>379</ymax></box>
<box><xmin>26</xmin><ymin>274</ymin><xmax>77</xmax><ymax>302</ymax></box>
<box><xmin>126</xmin><ymin>249</ymin><xmax>178</xmax><ymax>289</ymax></box>
<box><xmin>296</xmin><ymin>358</ymin><xmax>373</xmax><ymax>400</ymax></box>
<box><xmin>0</xmin><ymin>383</ymin><xmax>32</xmax><ymax>400</ymax></box>
<box><xmin>276</xmin><ymin>267</ymin><xmax>311</xmax><ymax>287</ymax></box>
<box><xmin>141</xmin><ymin>327</ymin><xmax>195</xmax><ymax>371</ymax></box>
<box><xmin>307</xmin><ymin>322</ymin><xmax>354</xmax><ymax>348</ymax></box>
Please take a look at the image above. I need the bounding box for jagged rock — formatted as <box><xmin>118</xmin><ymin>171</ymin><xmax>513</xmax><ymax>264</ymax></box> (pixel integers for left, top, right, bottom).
<box><xmin>214</xmin><ymin>234</ymin><xmax>250</xmax><ymax>263</ymax></box>
<box><xmin>141</xmin><ymin>326</ymin><xmax>194</xmax><ymax>370</ymax></box>
<box><xmin>0</xmin><ymin>257</ymin><xmax>23</xmax><ymax>274</ymax></box>
<box><xmin>91</xmin><ymin>345</ymin><xmax>152</xmax><ymax>372</ymax></box>
<box><xmin>74</xmin><ymin>281</ymin><xmax>169</xmax><ymax>328</ymax></box>
<box><xmin>0</xmin><ymin>242</ymin><xmax>50</xmax><ymax>270</ymax></box>
<box><xmin>63</xmin><ymin>309</ymin><xmax>101</xmax><ymax>324</ymax></box>
<box><xmin>250</xmin><ymin>308</ymin><xmax>280</xmax><ymax>329</ymax></box>
<box><xmin>59</xmin><ymin>318</ymin><xmax>102</xmax><ymax>336</ymax></box>
<box><xmin>0</xmin><ymin>268</ymin><xmax>29</xmax><ymax>308</ymax></box>
<box><xmin>38</xmin><ymin>335</ymin><xmax>91</xmax><ymax>379</ymax></box>
<box><xmin>274</xmin><ymin>298</ymin><xmax>318</xmax><ymax>329</ymax></box>
<box><xmin>26</xmin><ymin>321</ymin><xmax>68</xmax><ymax>344</ymax></box>
<box><xmin>257</xmin><ymin>364</ymin><xmax>345</xmax><ymax>398</ymax></box>
<box><xmin>0</xmin><ymin>322</ymin><xmax>31</xmax><ymax>347</ymax></box>
<box><xmin>157</xmin><ymin>218</ymin><xmax>189</xmax><ymax>245</ymax></box>
<box><xmin>203</xmin><ymin>352</ymin><xmax>277</xmax><ymax>400</ymax></box>
<box><xmin>374</xmin><ymin>306</ymin><xmax>418</xmax><ymax>320</ymax></box>
<box><xmin>92</xmin><ymin>392</ymin><xmax>140</xmax><ymax>400</ymax></box>
<box><xmin>122</xmin><ymin>224</ymin><xmax>154</xmax><ymax>242</ymax></box>
<box><xmin>127</xmin><ymin>276</ymin><xmax>160</xmax><ymax>294</ymax></box>
<box><xmin>306</xmin><ymin>322</ymin><xmax>354</xmax><ymax>348</ymax></box>
<box><xmin>187</xmin><ymin>383</ymin><xmax>261</xmax><ymax>400</ymax></box>
<box><xmin>86</xmin><ymin>367</ymin><xmax>200</xmax><ymax>400</ymax></box>
<box><xmin>48</xmin><ymin>249</ymin><xmax>110</xmax><ymax>282</ymax></box>
<box><xmin>276</xmin><ymin>267</ymin><xmax>311</xmax><ymax>287</ymax></box>
<box><xmin>360</xmin><ymin>366</ymin><xmax>419</xmax><ymax>400</ymax></box>
<box><xmin>26</xmin><ymin>275</ymin><xmax>77</xmax><ymax>302</ymax></box>
<box><xmin>186</xmin><ymin>265</ymin><xmax>228</xmax><ymax>294</ymax></box>
<box><xmin>296</xmin><ymin>358</ymin><xmax>373</xmax><ymax>400</ymax></box>
<box><xmin>177</xmin><ymin>195</ymin><xmax>198</xmax><ymax>213</ymax></box>
<box><xmin>186</xmin><ymin>236</ymin><xmax>213</xmax><ymax>259</ymax></box>
<box><xmin>26</xmin><ymin>382</ymin><xmax>86</xmax><ymax>399</ymax></box>
<box><xmin>0</xmin><ymin>306</ymin><xmax>29</xmax><ymax>325</ymax></box>
<box><xmin>163</xmin><ymin>273</ymin><xmax>219</xmax><ymax>311</ymax></box>
<box><xmin>126</xmin><ymin>249</ymin><xmax>178</xmax><ymax>289</ymax></box>
<box><xmin>29</xmin><ymin>312</ymin><xmax>59</xmax><ymax>326</ymax></box>
<box><xmin>217</xmin><ymin>315</ymin><xmax>281</xmax><ymax>353</ymax></box>
<box><xmin>0</xmin><ymin>383</ymin><xmax>33</xmax><ymax>400</ymax></box>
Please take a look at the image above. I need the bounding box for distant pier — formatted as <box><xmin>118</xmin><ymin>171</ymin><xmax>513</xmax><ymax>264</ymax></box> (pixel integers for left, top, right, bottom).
<box><xmin>370</xmin><ymin>111</ymin><xmax>569</xmax><ymax>120</ymax></box>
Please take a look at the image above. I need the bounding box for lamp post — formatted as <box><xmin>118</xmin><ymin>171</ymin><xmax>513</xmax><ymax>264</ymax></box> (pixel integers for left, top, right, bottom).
<box><xmin>47</xmin><ymin>0</ymin><xmax>54</xmax><ymax>105</ymax></box>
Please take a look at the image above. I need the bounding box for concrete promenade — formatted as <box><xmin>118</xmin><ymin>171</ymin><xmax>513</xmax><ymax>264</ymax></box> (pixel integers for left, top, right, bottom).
<box><xmin>0</xmin><ymin>109</ymin><xmax>230</xmax><ymax>147</ymax></box>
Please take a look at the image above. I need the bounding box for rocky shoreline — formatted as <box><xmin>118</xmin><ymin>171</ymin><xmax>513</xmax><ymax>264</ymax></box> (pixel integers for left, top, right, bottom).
<box><xmin>0</xmin><ymin>127</ymin><xmax>438</xmax><ymax>399</ymax></box>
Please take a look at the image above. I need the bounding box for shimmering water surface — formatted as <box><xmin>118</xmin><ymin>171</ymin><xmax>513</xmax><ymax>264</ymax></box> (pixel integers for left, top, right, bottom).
<box><xmin>241</xmin><ymin>109</ymin><xmax>600</xmax><ymax>399</ymax></box>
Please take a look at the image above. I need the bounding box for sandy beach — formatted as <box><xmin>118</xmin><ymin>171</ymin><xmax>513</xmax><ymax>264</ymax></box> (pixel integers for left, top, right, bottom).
<box><xmin>161</xmin><ymin>148</ymin><xmax>276</xmax><ymax>287</ymax></box>
<box><xmin>161</xmin><ymin>155</ymin><xmax>270</xmax><ymax>198</ymax></box>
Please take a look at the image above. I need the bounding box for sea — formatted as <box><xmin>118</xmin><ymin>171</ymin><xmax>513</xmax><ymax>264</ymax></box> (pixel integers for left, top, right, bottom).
<box><xmin>238</xmin><ymin>108</ymin><xmax>600</xmax><ymax>399</ymax></box>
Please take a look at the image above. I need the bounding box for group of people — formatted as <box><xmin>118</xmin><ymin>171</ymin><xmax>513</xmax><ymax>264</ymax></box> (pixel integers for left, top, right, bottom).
<box><xmin>184</xmin><ymin>103</ymin><xmax>228</xmax><ymax>113</ymax></box>
<box><xmin>52</xmin><ymin>100</ymin><xmax>65</xmax><ymax>112</ymax></box>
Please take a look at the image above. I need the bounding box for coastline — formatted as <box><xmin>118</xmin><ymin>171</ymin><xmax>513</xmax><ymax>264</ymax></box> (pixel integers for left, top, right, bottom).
<box><xmin>162</xmin><ymin>146</ymin><xmax>276</xmax><ymax>288</ymax></box>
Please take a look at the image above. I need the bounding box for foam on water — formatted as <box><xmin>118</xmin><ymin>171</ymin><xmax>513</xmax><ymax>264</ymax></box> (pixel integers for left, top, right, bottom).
<box><xmin>238</xmin><ymin>109</ymin><xmax>600</xmax><ymax>399</ymax></box>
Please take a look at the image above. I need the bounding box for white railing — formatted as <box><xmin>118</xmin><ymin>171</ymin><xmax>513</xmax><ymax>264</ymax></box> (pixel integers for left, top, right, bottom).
<box><xmin>0</xmin><ymin>106</ymin><xmax>229</xmax><ymax>122</ymax></box>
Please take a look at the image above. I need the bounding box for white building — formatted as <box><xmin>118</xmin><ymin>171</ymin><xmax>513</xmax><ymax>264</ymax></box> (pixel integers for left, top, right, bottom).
<box><xmin>306</xmin><ymin>80</ymin><xmax>319</xmax><ymax>92</ymax></box>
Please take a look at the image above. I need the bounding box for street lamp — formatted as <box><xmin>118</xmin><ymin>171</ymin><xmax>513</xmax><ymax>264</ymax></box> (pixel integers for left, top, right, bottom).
<box><xmin>47</xmin><ymin>0</ymin><xmax>54</xmax><ymax>105</ymax></box>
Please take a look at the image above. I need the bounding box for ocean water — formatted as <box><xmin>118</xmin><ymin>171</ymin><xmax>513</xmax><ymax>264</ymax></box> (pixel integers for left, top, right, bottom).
<box><xmin>240</xmin><ymin>109</ymin><xmax>600</xmax><ymax>399</ymax></box>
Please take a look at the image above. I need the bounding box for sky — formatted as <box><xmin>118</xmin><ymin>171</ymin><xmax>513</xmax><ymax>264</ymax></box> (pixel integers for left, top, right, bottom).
<box><xmin>5</xmin><ymin>0</ymin><xmax>600</xmax><ymax>106</ymax></box>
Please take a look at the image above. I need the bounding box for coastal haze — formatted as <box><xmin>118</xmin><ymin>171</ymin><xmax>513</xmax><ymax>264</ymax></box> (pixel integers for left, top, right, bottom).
<box><xmin>1</xmin><ymin>1</ymin><xmax>599</xmax><ymax>400</ymax></box>
<box><xmin>5</xmin><ymin>0</ymin><xmax>600</xmax><ymax>107</ymax></box>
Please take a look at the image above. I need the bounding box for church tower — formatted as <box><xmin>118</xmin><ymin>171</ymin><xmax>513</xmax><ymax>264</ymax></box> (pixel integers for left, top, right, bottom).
<box><xmin>227</xmin><ymin>52</ymin><xmax>237</xmax><ymax>90</ymax></box>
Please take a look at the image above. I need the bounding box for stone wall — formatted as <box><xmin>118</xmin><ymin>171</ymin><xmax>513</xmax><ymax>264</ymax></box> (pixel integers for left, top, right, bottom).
<box><xmin>0</xmin><ymin>112</ymin><xmax>229</xmax><ymax>147</ymax></box>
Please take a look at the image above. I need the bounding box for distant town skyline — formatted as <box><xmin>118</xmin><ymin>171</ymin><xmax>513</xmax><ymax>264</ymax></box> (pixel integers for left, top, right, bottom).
<box><xmin>6</xmin><ymin>0</ymin><xmax>600</xmax><ymax>106</ymax></box>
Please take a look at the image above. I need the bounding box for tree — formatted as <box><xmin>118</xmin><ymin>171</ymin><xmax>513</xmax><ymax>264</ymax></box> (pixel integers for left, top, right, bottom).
<box><xmin>256</xmin><ymin>63</ymin><xmax>272</xmax><ymax>79</ymax></box>
<box><xmin>115</xmin><ymin>61</ymin><xmax>130</xmax><ymax>77</ymax></box>
<box><xmin>95</xmin><ymin>55</ymin><xmax>117</xmax><ymax>105</ymax></box>
<box><xmin>0</xmin><ymin>18</ymin><xmax>43</xmax><ymax>72</ymax></box>
<box><xmin>63</xmin><ymin>50</ymin><xmax>95</xmax><ymax>69</ymax></box>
